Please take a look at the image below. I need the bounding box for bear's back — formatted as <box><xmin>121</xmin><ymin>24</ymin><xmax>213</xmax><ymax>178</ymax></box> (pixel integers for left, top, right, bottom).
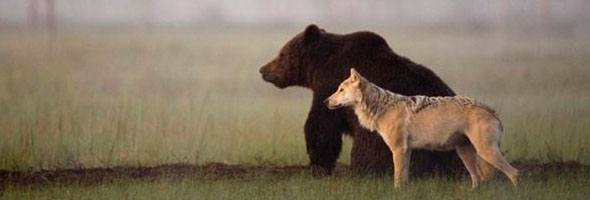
<box><xmin>320</xmin><ymin>31</ymin><xmax>455</xmax><ymax>98</ymax></box>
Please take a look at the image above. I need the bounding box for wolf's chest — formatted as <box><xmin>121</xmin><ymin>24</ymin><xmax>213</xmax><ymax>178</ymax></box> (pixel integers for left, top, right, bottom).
<box><xmin>407</xmin><ymin>130</ymin><xmax>468</xmax><ymax>151</ymax></box>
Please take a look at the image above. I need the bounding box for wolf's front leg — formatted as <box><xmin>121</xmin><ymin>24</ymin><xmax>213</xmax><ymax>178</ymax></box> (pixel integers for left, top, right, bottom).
<box><xmin>402</xmin><ymin>150</ymin><xmax>412</xmax><ymax>181</ymax></box>
<box><xmin>393</xmin><ymin>148</ymin><xmax>409</xmax><ymax>188</ymax></box>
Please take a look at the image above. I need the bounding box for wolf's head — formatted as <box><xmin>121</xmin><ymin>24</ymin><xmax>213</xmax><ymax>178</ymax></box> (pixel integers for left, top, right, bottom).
<box><xmin>324</xmin><ymin>68</ymin><xmax>365</xmax><ymax>110</ymax></box>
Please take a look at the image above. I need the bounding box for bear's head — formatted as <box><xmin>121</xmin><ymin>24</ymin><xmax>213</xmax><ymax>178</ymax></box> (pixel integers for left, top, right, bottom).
<box><xmin>259</xmin><ymin>24</ymin><xmax>324</xmax><ymax>88</ymax></box>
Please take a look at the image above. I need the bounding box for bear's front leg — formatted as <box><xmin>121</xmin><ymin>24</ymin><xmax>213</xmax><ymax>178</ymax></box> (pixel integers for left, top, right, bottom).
<box><xmin>304</xmin><ymin>99</ymin><xmax>346</xmax><ymax>176</ymax></box>
<box><xmin>351</xmin><ymin>128</ymin><xmax>393</xmax><ymax>176</ymax></box>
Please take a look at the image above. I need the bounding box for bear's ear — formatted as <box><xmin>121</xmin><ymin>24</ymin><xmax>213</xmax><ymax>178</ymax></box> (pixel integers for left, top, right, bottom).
<box><xmin>303</xmin><ymin>24</ymin><xmax>321</xmax><ymax>45</ymax></box>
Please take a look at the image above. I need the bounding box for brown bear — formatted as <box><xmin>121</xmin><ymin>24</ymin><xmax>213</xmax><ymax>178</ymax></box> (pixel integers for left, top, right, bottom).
<box><xmin>259</xmin><ymin>24</ymin><xmax>463</xmax><ymax>176</ymax></box>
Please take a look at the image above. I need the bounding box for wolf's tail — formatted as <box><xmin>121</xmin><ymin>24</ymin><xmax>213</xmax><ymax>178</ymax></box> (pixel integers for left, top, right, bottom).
<box><xmin>475</xmin><ymin>102</ymin><xmax>503</xmax><ymax>133</ymax></box>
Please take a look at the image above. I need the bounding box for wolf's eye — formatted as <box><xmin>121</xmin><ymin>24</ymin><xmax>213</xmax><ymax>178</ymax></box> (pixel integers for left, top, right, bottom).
<box><xmin>338</xmin><ymin>88</ymin><xmax>343</xmax><ymax>92</ymax></box>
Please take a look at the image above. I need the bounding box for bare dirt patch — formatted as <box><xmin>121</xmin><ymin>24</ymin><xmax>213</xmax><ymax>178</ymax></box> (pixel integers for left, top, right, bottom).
<box><xmin>1</xmin><ymin>162</ymin><xmax>588</xmax><ymax>187</ymax></box>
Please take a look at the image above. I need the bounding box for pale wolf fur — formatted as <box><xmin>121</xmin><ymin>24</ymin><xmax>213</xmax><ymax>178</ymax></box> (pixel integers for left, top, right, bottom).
<box><xmin>325</xmin><ymin>68</ymin><xmax>519</xmax><ymax>189</ymax></box>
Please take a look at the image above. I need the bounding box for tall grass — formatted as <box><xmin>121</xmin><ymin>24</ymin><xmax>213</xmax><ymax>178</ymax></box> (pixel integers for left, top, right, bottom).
<box><xmin>0</xmin><ymin>28</ymin><xmax>589</xmax><ymax>170</ymax></box>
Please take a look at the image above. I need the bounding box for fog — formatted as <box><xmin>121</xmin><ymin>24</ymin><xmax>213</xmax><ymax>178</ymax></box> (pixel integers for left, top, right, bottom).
<box><xmin>1</xmin><ymin>0</ymin><xmax>589</xmax><ymax>35</ymax></box>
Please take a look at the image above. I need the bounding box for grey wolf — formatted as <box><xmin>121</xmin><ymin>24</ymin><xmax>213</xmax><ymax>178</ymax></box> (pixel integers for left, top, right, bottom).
<box><xmin>325</xmin><ymin>68</ymin><xmax>519</xmax><ymax>188</ymax></box>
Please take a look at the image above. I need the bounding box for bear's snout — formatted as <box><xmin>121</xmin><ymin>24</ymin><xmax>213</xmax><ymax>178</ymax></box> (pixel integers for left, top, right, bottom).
<box><xmin>259</xmin><ymin>66</ymin><xmax>266</xmax><ymax>74</ymax></box>
<box><xmin>260</xmin><ymin>66</ymin><xmax>273</xmax><ymax>80</ymax></box>
<box><xmin>259</xmin><ymin>65</ymin><xmax>271</xmax><ymax>79</ymax></box>
<box><xmin>259</xmin><ymin>64</ymin><xmax>286</xmax><ymax>88</ymax></box>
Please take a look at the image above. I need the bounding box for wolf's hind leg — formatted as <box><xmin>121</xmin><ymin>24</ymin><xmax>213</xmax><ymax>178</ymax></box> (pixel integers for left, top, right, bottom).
<box><xmin>478</xmin><ymin>155</ymin><xmax>495</xmax><ymax>182</ymax></box>
<box><xmin>469</xmin><ymin>132</ymin><xmax>519</xmax><ymax>188</ymax></box>
<box><xmin>456</xmin><ymin>144</ymin><xmax>482</xmax><ymax>188</ymax></box>
<box><xmin>468</xmin><ymin>122</ymin><xmax>519</xmax><ymax>188</ymax></box>
<box><xmin>474</xmin><ymin>145</ymin><xmax>519</xmax><ymax>188</ymax></box>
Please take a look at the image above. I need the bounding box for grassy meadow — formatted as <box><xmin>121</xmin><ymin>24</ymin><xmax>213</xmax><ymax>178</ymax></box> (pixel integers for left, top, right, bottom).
<box><xmin>1</xmin><ymin>27</ymin><xmax>589</xmax><ymax>199</ymax></box>
<box><xmin>2</xmin><ymin>172</ymin><xmax>590</xmax><ymax>200</ymax></box>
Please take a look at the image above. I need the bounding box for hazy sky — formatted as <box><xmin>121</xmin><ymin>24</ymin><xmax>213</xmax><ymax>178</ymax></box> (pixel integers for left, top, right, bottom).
<box><xmin>1</xmin><ymin>0</ymin><xmax>588</xmax><ymax>30</ymax></box>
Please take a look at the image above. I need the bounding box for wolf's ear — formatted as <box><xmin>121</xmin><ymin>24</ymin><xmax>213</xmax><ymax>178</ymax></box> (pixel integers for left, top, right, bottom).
<box><xmin>303</xmin><ymin>24</ymin><xmax>321</xmax><ymax>45</ymax></box>
<box><xmin>350</xmin><ymin>68</ymin><xmax>360</xmax><ymax>81</ymax></box>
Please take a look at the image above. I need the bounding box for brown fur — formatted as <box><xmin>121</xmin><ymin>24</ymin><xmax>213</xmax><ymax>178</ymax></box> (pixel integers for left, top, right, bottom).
<box><xmin>260</xmin><ymin>24</ymin><xmax>462</xmax><ymax>176</ymax></box>
<box><xmin>326</xmin><ymin>69</ymin><xmax>519</xmax><ymax>188</ymax></box>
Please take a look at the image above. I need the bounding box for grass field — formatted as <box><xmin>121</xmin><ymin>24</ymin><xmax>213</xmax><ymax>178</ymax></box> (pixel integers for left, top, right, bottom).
<box><xmin>2</xmin><ymin>170</ymin><xmax>590</xmax><ymax>200</ymax></box>
<box><xmin>1</xmin><ymin>27</ymin><xmax>589</xmax><ymax>199</ymax></box>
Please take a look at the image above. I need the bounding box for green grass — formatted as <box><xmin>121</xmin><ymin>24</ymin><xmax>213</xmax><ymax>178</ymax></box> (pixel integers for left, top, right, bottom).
<box><xmin>0</xmin><ymin>27</ymin><xmax>589</xmax><ymax>199</ymax></box>
<box><xmin>3</xmin><ymin>171</ymin><xmax>590</xmax><ymax>200</ymax></box>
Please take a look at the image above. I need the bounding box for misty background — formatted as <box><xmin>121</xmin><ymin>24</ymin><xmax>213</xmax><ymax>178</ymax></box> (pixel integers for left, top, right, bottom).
<box><xmin>0</xmin><ymin>0</ymin><xmax>589</xmax><ymax>171</ymax></box>
<box><xmin>1</xmin><ymin>0</ymin><xmax>590</xmax><ymax>37</ymax></box>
